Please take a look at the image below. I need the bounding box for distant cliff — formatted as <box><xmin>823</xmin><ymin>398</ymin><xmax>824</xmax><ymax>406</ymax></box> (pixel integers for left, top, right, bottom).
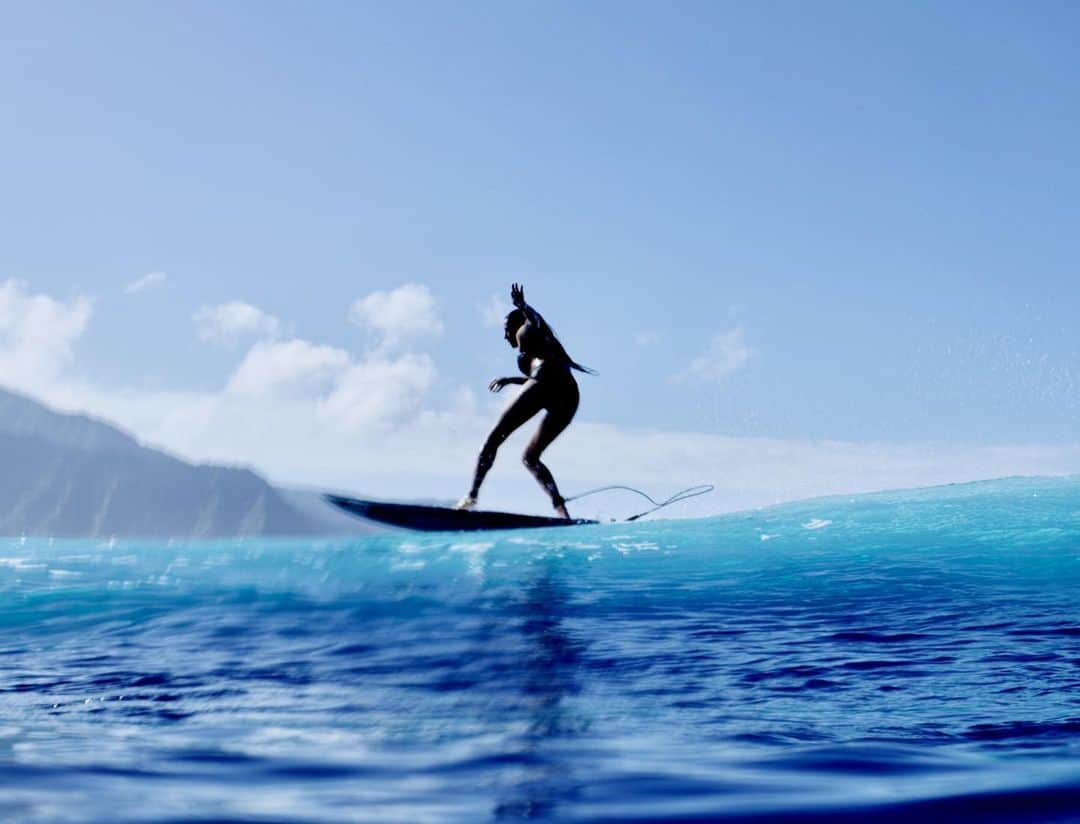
<box><xmin>0</xmin><ymin>387</ymin><xmax>348</xmax><ymax>539</ymax></box>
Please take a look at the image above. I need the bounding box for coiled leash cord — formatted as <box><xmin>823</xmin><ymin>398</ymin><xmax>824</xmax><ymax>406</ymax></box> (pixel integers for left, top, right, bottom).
<box><xmin>563</xmin><ymin>484</ymin><xmax>715</xmax><ymax>522</ymax></box>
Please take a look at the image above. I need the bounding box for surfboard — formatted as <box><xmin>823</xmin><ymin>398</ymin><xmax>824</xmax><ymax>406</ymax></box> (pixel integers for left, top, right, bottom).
<box><xmin>324</xmin><ymin>494</ymin><xmax>597</xmax><ymax>532</ymax></box>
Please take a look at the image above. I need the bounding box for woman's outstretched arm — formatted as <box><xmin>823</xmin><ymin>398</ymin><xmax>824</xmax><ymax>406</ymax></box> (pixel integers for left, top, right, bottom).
<box><xmin>489</xmin><ymin>376</ymin><xmax>527</xmax><ymax>392</ymax></box>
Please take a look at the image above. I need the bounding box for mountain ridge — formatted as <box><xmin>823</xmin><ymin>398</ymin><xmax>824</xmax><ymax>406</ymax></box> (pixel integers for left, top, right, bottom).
<box><xmin>0</xmin><ymin>386</ymin><xmax>354</xmax><ymax>538</ymax></box>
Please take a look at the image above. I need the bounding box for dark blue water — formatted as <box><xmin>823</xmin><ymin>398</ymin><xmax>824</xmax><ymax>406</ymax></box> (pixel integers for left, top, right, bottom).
<box><xmin>2</xmin><ymin>477</ymin><xmax>1079</xmax><ymax>822</ymax></box>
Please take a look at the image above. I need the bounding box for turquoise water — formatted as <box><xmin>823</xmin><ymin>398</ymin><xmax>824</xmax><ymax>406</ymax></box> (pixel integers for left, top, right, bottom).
<box><xmin>2</xmin><ymin>476</ymin><xmax>1079</xmax><ymax>822</ymax></box>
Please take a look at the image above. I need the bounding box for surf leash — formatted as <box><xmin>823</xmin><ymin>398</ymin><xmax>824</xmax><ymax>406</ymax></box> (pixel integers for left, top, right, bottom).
<box><xmin>563</xmin><ymin>484</ymin><xmax>715</xmax><ymax>522</ymax></box>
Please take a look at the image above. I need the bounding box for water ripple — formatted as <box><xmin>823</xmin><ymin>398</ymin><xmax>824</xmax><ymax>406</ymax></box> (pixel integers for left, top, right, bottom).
<box><xmin>1</xmin><ymin>477</ymin><xmax>1080</xmax><ymax>820</ymax></box>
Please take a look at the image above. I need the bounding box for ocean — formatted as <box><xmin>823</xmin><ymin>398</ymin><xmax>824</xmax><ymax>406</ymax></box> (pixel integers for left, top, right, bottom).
<box><xmin>1</xmin><ymin>476</ymin><xmax>1078</xmax><ymax>822</ymax></box>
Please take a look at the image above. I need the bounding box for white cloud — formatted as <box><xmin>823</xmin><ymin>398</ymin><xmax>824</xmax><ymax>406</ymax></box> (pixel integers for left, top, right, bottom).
<box><xmin>321</xmin><ymin>354</ymin><xmax>438</xmax><ymax>431</ymax></box>
<box><xmin>226</xmin><ymin>339</ymin><xmax>350</xmax><ymax>399</ymax></box>
<box><xmin>676</xmin><ymin>327</ymin><xmax>753</xmax><ymax>383</ymax></box>
<box><xmin>0</xmin><ymin>279</ymin><xmax>93</xmax><ymax>393</ymax></box>
<box><xmin>194</xmin><ymin>301</ymin><xmax>281</xmax><ymax>346</ymax></box>
<box><xmin>539</xmin><ymin>425</ymin><xmax>1080</xmax><ymax>517</ymax></box>
<box><xmin>481</xmin><ymin>293</ymin><xmax>512</xmax><ymax>327</ymax></box>
<box><xmin>349</xmin><ymin>283</ymin><xmax>442</xmax><ymax>351</ymax></box>
<box><xmin>124</xmin><ymin>271</ymin><xmax>167</xmax><ymax>294</ymax></box>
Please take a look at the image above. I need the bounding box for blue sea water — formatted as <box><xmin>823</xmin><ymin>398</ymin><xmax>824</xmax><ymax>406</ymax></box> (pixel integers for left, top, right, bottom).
<box><xmin>1</xmin><ymin>477</ymin><xmax>1079</xmax><ymax>823</ymax></box>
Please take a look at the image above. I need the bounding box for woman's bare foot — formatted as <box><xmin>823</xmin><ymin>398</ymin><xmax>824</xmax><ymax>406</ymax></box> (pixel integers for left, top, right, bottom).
<box><xmin>554</xmin><ymin>503</ymin><xmax>570</xmax><ymax>519</ymax></box>
<box><xmin>456</xmin><ymin>495</ymin><xmax>477</xmax><ymax>511</ymax></box>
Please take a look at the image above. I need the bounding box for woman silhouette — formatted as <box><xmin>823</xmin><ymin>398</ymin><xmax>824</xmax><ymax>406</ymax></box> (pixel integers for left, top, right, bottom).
<box><xmin>458</xmin><ymin>284</ymin><xmax>592</xmax><ymax>519</ymax></box>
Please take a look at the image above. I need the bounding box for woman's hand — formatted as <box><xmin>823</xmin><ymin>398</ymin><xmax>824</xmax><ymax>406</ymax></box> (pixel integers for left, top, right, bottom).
<box><xmin>511</xmin><ymin>282</ymin><xmax>526</xmax><ymax>308</ymax></box>
<box><xmin>489</xmin><ymin>377</ymin><xmax>525</xmax><ymax>392</ymax></box>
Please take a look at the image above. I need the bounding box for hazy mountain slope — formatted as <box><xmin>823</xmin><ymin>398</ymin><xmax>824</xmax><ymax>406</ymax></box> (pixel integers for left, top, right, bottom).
<box><xmin>0</xmin><ymin>388</ymin><xmax>142</xmax><ymax>454</ymax></box>
<box><xmin>0</xmin><ymin>387</ymin><xmax>327</xmax><ymax>538</ymax></box>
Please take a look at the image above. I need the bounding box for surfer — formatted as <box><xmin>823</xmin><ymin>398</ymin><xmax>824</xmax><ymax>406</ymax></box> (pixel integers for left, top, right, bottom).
<box><xmin>457</xmin><ymin>283</ymin><xmax>593</xmax><ymax>519</ymax></box>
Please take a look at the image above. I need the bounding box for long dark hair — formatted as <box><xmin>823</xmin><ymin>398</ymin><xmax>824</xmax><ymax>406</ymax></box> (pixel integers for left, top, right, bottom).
<box><xmin>506</xmin><ymin>309</ymin><xmax>595</xmax><ymax>375</ymax></box>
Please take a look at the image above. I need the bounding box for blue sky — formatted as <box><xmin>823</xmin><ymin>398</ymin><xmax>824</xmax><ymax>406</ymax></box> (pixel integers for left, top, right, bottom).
<box><xmin>2</xmin><ymin>2</ymin><xmax>1080</xmax><ymax>511</ymax></box>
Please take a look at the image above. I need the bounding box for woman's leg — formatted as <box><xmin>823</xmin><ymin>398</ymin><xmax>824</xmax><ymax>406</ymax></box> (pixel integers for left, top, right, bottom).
<box><xmin>522</xmin><ymin>382</ymin><xmax>580</xmax><ymax>517</ymax></box>
<box><xmin>463</xmin><ymin>381</ymin><xmax>546</xmax><ymax>505</ymax></box>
